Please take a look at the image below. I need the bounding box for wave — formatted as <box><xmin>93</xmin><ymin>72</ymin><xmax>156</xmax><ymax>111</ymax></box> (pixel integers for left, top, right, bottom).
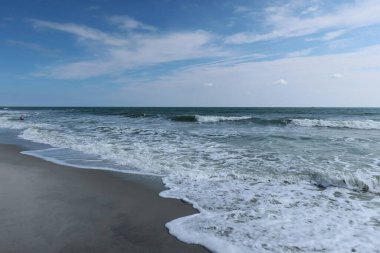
<box><xmin>70</xmin><ymin>108</ymin><xmax>157</xmax><ymax>118</ymax></box>
<box><xmin>310</xmin><ymin>172</ymin><xmax>380</xmax><ymax>193</ymax></box>
<box><xmin>172</xmin><ymin>115</ymin><xmax>255</xmax><ymax>123</ymax></box>
<box><xmin>0</xmin><ymin>116</ymin><xmax>28</xmax><ymax>129</ymax></box>
<box><xmin>172</xmin><ymin>115</ymin><xmax>290</xmax><ymax>124</ymax></box>
<box><xmin>290</xmin><ymin>119</ymin><xmax>380</xmax><ymax>130</ymax></box>
<box><xmin>172</xmin><ymin>115</ymin><xmax>253</xmax><ymax>123</ymax></box>
<box><xmin>172</xmin><ymin>115</ymin><xmax>199</xmax><ymax>122</ymax></box>
<box><xmin>195</xmin><ymin>115</ymin><xmax>254</xmax><ymax>123</ymax></box>
<box><xmin>172</xmin><ymin>116</ymin><xmax>380</xmax><ymax>130</ymax></box>
<box><xmin>119</xmin><ymin>112</ymin><xmax>155</xmax><ymax>118</ymax></box>
<box><xmin>2</xmin><ymin>108</ymin><xmax>380</xmax><ymax>252</ymax></box>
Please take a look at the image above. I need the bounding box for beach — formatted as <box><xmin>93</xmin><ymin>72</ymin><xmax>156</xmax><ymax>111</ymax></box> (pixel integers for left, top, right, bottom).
<box><xmin>0</xmin><ymin>144</ymin><xmax>208</xmax><ymax>253</ymax></box>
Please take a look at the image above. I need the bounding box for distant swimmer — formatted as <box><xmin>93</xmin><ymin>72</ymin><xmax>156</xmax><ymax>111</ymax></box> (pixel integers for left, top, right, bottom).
<box><xmin>19</xmin><ymin>115</ymin><xmax>24</xmax><ymax>120</ymax></box>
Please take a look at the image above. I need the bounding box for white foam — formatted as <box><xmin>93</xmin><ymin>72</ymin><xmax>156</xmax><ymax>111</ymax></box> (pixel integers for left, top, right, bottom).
<box><xmin>291</xmin><ymin>118</ymin><xmax>380</xmax><ymax>130</ymax></box>
<box><xmin>17</xmin><ymin>122</ymin><xmax>380</xmax><ymax>252</ymax></box>
<box><xmin>0</xmin><ymin>112</ymin><xmax>55</xmax><ymax>130</ymax></box>
<box><xmin>162</xmin><ymin>173</ymin><xmax>380</xmax><ymax>253</ymax></box>
<box><xmin>2</xmin><ymin>110</ymin><xmax>380</xmax><ymax>252</ymax></box>
<box><xmin>0</xmin><ymin>116</ymin><xmax>27</xmax><ymax>129</ymax></box>
<box><xmin>195</xmin><ymin>115</ymin><xmax>252</xmax><ymax>123</ymax></box>
<box><xmin>166</xmin><ymin>214</ymin><xmax>252</xmax><ymax>253</ymax></box>
<box><xmin>21</xmin><ymin>149</ymin><xmax>158</xmax><ymax>176</ymax></box>
<box><xmin>311</xmin><ymin>170</ymin><xmax>380</xmax><ymax>193</ymax></box>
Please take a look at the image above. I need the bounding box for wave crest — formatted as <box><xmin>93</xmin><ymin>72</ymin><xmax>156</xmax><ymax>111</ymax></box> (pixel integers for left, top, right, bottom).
<box><xmin>172</xmin><ymin>115</ymin><xmax>253</xmax><ymax>123</ymax></box>
<box><xmin>290</xmin><ymin>119</ymin><xmax>380</xmax><ymax>130</ymax></box>
<box><xmin>310</xmin><ymin>172</ymin><xmax>380</xmax><ymax>193</ymax></box>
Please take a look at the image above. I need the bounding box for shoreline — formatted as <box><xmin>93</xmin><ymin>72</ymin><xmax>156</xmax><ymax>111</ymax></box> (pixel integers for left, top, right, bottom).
<box><xmin>0</xmin><ymin>143</ymin><xmax>209</xmax><ymax>253</ymax></box>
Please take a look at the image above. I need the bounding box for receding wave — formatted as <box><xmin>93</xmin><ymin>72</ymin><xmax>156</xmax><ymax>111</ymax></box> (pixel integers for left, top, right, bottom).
<box><xmin>290</xmin><ymin>119</ymin><xmax>380</xmax><ymax>130</ymax></box>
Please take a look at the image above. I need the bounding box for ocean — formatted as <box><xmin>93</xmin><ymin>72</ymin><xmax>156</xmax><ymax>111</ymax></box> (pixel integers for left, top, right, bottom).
<box><xmin>1</xmin><ymin>107</ymin><xmax>380</xmax><ymax>252</ymax></box>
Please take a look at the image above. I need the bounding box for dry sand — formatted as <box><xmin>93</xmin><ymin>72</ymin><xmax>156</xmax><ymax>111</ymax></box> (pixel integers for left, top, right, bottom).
<box><xmin>0</xmin><ymin>144</ymin><xmax>209</xmax><ymax>253</ymax></box>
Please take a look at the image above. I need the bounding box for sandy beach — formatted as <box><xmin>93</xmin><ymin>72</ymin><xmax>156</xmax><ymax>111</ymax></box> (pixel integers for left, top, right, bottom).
<box><xmin>0</xmin><ymin>144</ymin><xmax>208</xmax><ymax>253</ymax></box>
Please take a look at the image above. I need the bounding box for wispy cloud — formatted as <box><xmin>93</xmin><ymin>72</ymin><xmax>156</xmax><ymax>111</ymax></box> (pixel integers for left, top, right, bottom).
<box><xmin>274</xmin><ymin>79</ymin><xmax>288</xmax><ymax>85</ymax></box>
<box><xmin>6</xmin><ymin>40</ymin><xmax>58</xmax><ymax>54</ymax></box>
<box><xmin>331</xmin><ymin>73</ymin><xmax>343</xmax><ymax>79</ymax></box>
<box><xmin>233</xmin><ymin>6</ymin><xmax>251</xmax><ymax>13</ymax></box>
<box><xmin>86</xmin><ymin>5</ymin><xmax>100</xmax><ymax>11</ymax></box>
<box><xmin>30</xmin><ymin>15</ymin><xmax>229</xmax><ymax>79</ymax></box>
<box><xmin>319</xmin><ymin>29</ymin><xmax>349</xmax><ymax>41</ymax></box>
<box><xmin>307</xmin><ymin>29</ymin><xmax>349</xmax><ymax>42</ymax></box>
<box><xmin>30</xmin><ymin>19</ymin><xmax>128</xmax><ymax>46</ymax></box>
<box><xmin>285</xmin><ymin>48</ymin><xmax>314</xmax><ymax>58</ymax></box>
<box><xmin>117</xmin><ymin>45</ymin><xmax>380</xmax><ymax>106</ymax></box>
<box><xmin>225</xmin><ymin>0</ymin><xmax>380</xmax><ymax>44</ymax></box>
<box><xmin>300</xmin><ymin>5</ymin><xmax>319</xmax><ymax>15</ymax></box>
<box><xmin>35</xmin><ymin>28</ymin><xmax>223</xmax><ymax>79</ymax></box>
<box><xmin>108</xmin><ymin>15</ymin><xmax>156</xmax><ymax>32</ymax></box>
<box><xmin>203</xmin><ymin>82</ymin><xmax>214</xmax><ymax>87</ymax></box>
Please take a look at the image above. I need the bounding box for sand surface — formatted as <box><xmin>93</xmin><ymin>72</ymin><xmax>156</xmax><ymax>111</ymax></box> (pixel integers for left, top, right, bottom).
<box><xmin>0</xmin><ymin>144</ymin><xmax>209</xmax><ymax>253</ymax></box>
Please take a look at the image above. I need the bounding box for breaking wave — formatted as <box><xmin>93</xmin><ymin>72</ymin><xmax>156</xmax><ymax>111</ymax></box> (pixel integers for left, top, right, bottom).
<box><xmin>172</xmin><ymin>115</ymin><xmax>253</xmax><ymax>123</ymax></box>
<box><xmin>290</xmin><ymin>119</ymin><xmax>380</xmax><ymax>130</ymax></box>
<box><xmin>311</xmin><ymin>172</ymin><xmax>380</xmax><ymax>193</ymax></box>
<box><xmin>2</xmin><ymin>107</ymin><xmax>380</xmax><ymax>253</ymax></box>
<box><xmin>171</xmin><ymin>115</ymin><xmax>291</xmax><ymax>125</ymax></box>
<box><xmin>171</xmin><ymin>116</ymin><xmax>380</xmax><ymax>130</ymax></box>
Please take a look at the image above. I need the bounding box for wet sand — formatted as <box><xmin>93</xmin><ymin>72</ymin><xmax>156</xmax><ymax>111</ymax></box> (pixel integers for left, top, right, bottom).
<box><xmin>0</xmin><ymin>144</ymin><xmax>209</xmax><ymax>253</ymax></box>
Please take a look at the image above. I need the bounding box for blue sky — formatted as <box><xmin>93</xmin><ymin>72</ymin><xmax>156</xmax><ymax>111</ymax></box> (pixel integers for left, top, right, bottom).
<box><xmin>1</xmin><ymin>0</ymin><xmax>380</xmax><ymax>106</ymax></box>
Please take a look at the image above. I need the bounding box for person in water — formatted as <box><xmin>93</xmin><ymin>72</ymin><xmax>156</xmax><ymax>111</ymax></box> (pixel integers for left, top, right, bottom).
<box><xmin>19</xmin><ymin>115</ymin><xmax>24</xmax><ymax>120</ymax></box>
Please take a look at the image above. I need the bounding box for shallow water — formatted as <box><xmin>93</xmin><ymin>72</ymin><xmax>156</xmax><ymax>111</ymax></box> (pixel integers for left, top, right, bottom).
<box><xmin>1</xmin><ymin>107</ymin><xmax>380</xmax><ymax>252</ymax></box>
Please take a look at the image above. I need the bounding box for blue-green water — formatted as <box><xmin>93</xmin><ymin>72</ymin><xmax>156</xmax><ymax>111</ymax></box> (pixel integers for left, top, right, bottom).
<box><xmin>1</xmin><ymin>107</ymin><xmax>380</xmax><ymax>252</ymax></box>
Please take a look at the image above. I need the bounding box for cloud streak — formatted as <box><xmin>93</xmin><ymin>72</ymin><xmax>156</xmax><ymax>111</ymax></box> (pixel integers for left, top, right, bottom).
<box><xmin>118</xmin><ymin>44</ymin><xmax>380</xmax><ymax>106</ymax></box>
<box><xmin>29</xmin><ymin>17</ymin><xmax>228</xmax><ymax>79</ymax></box>
<box><xmin>108</xmin><ymin>15</ymin><xmax>156</xmax><ymax>32</ymax></box>
<box><xmin>274</xmin><ymin>79</ymin><xmax>288</xmax><ymax>85</ymax></box>
<box><xmin>6</xmin><ymin>40</ymin><xmax>58</xmax><ymax>54</ymax></box>
<box><xmin>37</xmin><ymin>30</ymin><xmax>223</xmax><ymax>79</ymax></box>
<box><xmin>225</xmin><ymin>0</ymin><xmax>380</xmax><ymax>44</ymax></box>
<box><xmin>30</xmin><ymin>19</ymin><xmax>128</xmax><ymax>46</ymax></box>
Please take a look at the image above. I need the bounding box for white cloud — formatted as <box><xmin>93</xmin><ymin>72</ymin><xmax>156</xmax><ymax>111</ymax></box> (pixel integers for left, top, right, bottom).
<box><xmin>331</xmin><ymin>73</ymin><xmax>343</xmax><ymax>79</ymax></box>
<box><xmin>234</xmin><ymin>6</ymin><xmax>251</xmax><ymax>13</ymax></box>
<box><xmin>39</xmin><ymin>30</ymin><xmax>224</xmax><ymax>79</ymax></box>
<box><xmin>30</xmin><ymin>19</ymin><xmax>128</xmax><ymax>46</ymax></box>
<box><xmin>203</xmin><ymin>82</ymin><xmax>213</xmax><ymax>87</ymax></box>
<box><xmin>320</xmin><ymin>29</ymin><xmax>349</xmax><ymax>41</ymax></box>
<box><xmin>307</xmin><ymin>29</ymin><xmax>349</xmax><ymax>42</ymax></box>
<box><xmin>86</xmin><ymin>5</ymin><xmax>100</xmax><ymax>11</ymax></box>
<box><xmin>325</xmin><ymin>38</ymin><xmax>353</xmax><ymax>50</ymax></box>
<box><xmin>225</xmin><ymin>0</ymin><xmax>380</xmax><ymax>44</ymax></box>
<box><xmin>274</xmin><ymin>79</ymin><xmax>288</xmax><ymax>85</ymax></box>
<box><xmin>301</xmin><ymin>6</ymin><xmax>319</xmax><ymax>15</ymax></box>
<box><xmin>286</xmin><ymin>48</ymin><xmax>314</xmax><ymax>58</ymax></box>
<box><xmin>108</xmin><ymin>15</ymin><xmax>156</xmax><ymax>32</ymax></box>
<box><xmin>30</xmin><ymin>18</ymin><xmax>227</xmax><ymax>79</ymax></box>
<box><xmin>116</xmin><ymin>45</ymin><xmax>380</xmax><ymax>106</ymax></box>
<box><xmin>6</xmin><ymin>40</ymin><xmax>57</xmax><ymax>54</ymax></box>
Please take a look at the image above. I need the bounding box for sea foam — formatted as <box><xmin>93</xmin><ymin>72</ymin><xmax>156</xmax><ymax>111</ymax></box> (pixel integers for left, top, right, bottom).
<box><xmin>290</xmin><ymin>118</ymin><xmax>380</xmax><ymax>130</ymax></box>
<box><xmin>1</xmin><ymin>108</ymin><xmax>380</xmax><ymax>252</ymax></box>
<box><xmin>172</xmin><ymin>115</ymin><xmax>253</xmax><ymax>123</ymax></box>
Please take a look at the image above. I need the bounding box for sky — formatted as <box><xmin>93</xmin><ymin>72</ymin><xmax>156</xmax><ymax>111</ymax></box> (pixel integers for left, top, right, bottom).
<box><xmin>1</xmin><ymin>0</ymin><xmax>380</xmax><ymax>106</ymax></box>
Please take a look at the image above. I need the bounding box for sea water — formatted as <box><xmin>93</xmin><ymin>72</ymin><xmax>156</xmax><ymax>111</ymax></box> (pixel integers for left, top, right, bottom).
<box><xmin>1</xmin><ymin>107</ymin><xmax>380</xmax><ymax>252</ymax></box>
